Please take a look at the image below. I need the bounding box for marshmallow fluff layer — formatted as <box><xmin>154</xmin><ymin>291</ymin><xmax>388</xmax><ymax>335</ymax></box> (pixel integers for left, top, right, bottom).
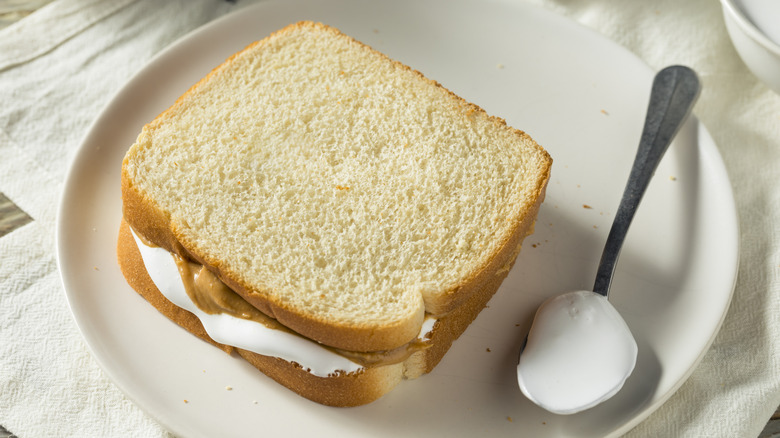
<box><xmin>131</xmin><ymin>228</ymin><xmax>437</xmax><ymax>377</ymax></box>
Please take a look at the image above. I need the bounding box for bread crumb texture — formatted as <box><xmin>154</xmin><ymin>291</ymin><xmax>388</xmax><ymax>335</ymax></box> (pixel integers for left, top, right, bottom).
<box><xmin>125</xmin><ymin>22</ymin><xmax>550</xmax><ymax>331</ymax></box>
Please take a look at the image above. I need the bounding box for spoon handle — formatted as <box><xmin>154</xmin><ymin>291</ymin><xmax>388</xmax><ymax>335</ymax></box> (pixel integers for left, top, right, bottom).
<box><xmin>593</xmin><ymin>66</ymin><xmax>701</xmax><ymax>297</ymax></box>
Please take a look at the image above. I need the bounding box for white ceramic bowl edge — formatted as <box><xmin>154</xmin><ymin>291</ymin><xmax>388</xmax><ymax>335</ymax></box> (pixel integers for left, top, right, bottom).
<box><xmin>721</xmin><ymin>0</ymin><xmax>780</xmax><ymax>94</ymax></box>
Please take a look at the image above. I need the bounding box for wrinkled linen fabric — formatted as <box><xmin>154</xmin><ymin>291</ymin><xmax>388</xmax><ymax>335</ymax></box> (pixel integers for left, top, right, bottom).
<box><xmin>0</xmin><ymin>0</ymin><xmax>777</xmax><ymax>436</ymax></box>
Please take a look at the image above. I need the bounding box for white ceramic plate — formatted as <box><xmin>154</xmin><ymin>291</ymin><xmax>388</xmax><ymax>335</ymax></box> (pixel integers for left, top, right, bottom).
<box><xmin>57</xmin><ymin>1</ymin><xmax>739</xmax><ymax>436</ymax></box>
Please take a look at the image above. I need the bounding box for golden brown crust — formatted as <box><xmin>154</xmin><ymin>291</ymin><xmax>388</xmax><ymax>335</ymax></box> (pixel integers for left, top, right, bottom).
<box><xmin>120</xmin><ymin>20</ymin><xmax>552</xmax><ymax>353</ymax></box>
<box><xmin>236</xmin><ymin>351</ymin><xmax>404</xmax><ymax>407</ymax></box>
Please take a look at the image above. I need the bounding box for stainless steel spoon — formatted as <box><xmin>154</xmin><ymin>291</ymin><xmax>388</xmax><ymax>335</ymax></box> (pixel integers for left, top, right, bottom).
<box><xmin>517</xmin><ymin>66</ymin><xmax>701</xmax><ymax>415</ymax></box>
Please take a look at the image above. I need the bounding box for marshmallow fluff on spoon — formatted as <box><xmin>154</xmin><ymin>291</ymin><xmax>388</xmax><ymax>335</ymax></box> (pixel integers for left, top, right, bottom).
<box><xmin>517</xmin><ymin>66</ymin><xmax>701</xmax><ymax>415</ymax></box>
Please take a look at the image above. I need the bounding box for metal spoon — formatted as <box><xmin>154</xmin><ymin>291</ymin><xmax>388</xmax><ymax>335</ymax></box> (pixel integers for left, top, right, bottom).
<box><xmin>517</xmin><ymin>66</ymin><xmax>701</xmax><ymax>415</ymax></box>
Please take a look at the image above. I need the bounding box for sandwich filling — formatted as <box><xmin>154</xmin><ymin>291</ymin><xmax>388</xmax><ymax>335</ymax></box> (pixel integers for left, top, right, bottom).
<box><xmin>130</xmin><ymin>227</ymin><xmax>437</xmax><ymax>377</ymax></box>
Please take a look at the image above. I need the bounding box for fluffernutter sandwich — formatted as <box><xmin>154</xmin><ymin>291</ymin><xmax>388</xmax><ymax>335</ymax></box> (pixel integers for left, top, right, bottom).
<box><xmin>117</xmin><ymin>21</ymin><xmax>551</xmax><ymax>406</ymax></box>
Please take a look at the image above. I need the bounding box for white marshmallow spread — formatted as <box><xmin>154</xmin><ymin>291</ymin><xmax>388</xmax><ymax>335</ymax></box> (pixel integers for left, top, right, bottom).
<box><xmin>131</xmin><ymin>228</ymin><xmax>436</xmax><ymax>377</ymax></box>
<box><xmin>517</xmin><ymin>290</ymin><xmax>638</xmax><ymax>414</ymax></box>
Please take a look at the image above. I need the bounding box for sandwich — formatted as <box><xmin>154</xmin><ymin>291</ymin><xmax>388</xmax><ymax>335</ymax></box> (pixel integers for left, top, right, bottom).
<box><xmin>117</xmin><ymin>21</ymin><xmax>551</xmax><ymax>407</ymax></box>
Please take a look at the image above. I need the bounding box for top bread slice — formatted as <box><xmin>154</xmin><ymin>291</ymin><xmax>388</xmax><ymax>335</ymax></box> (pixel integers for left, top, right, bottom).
<box><xmin>121</xmin><ymin>21</ymin><xmax>551</xmax><ymax>352</ymax></box>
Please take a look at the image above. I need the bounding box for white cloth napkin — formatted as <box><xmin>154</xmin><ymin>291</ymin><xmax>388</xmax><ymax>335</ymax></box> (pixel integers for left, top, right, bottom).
<box><xmin>0</xmin><ymin>0</ymin><xmax>777</xmax><ymax>436</ymax></box>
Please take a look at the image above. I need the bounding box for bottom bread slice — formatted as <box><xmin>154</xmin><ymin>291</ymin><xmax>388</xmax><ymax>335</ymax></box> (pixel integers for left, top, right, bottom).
<box><xmin>117</xmin><ymin>219</ymin><xmax>523</xmax><ymax>406</ymax></box>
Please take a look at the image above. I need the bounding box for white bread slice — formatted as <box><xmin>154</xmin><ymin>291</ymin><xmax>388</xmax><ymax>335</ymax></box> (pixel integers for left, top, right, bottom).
<box><xmin>120</xmin><ymin>21</ymin><xmax>551</xmax><ymax>353</ymax></box>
